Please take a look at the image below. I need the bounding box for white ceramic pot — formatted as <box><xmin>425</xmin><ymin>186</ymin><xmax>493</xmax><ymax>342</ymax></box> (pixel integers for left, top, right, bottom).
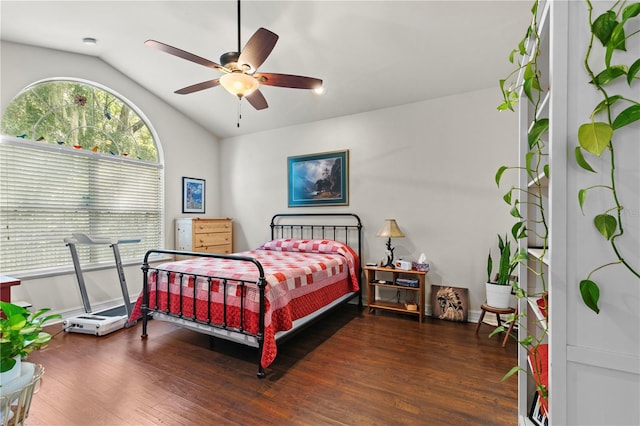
<box><xmin>485</xmin><ymin>282</ymin><xmax>514</xmax><ymax>309</ymax></box>
<box><xmin>0</xmin><ymin>357</ymin><xmax>21</xmax><ymax>387</ymax></box>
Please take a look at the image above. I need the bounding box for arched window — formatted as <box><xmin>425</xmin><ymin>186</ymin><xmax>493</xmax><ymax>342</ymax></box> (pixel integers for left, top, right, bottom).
<box><xmin>0</xmin><ymin>79</ymin><xmax>163</xmax><ymax>275</ymax></box>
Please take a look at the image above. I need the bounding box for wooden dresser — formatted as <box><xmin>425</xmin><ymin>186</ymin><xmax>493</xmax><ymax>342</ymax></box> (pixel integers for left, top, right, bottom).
<box><xmin>175</xmin><ymin>218</ymin><xmax>233</xmax><ymax>257</ymax></box>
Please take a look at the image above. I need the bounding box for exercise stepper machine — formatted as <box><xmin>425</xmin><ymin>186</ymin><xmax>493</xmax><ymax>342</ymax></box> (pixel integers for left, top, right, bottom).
<box><xmin>63</xmin><ymin>233</ymin><xmax>140</xmax><ymax>336</ymax></box>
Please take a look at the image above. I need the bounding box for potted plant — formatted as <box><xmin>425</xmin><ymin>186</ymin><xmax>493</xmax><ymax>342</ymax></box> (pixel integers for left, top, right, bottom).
<box><xmin>0</xmin><ymin>301</ymin><xmax>60</xmax><ymax>387</ymax></box>
<box><xmin>486</xmin><ymin>234</ymin><xmax>518</xmax><ymax>309</ymax></box>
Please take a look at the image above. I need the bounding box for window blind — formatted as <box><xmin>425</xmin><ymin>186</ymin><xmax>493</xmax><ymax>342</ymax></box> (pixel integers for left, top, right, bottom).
<box><xmin>0</xmin><ymin>137</ymin><xmax>163</xmax><ymax>275</ymax></box>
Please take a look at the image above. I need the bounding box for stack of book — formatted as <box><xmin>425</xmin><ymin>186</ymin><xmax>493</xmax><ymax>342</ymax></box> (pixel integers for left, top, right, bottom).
<box><xmin>395</xmin><ymin>278</ymin><xmax>419</xmax><ymax>288</ymax></box>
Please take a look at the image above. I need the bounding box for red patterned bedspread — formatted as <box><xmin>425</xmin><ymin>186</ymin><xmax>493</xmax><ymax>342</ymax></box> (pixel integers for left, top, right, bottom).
<box><xmin>130</xmin><ymin>239</ymin><xmax>359</xmax><ymax>368</ymax></box>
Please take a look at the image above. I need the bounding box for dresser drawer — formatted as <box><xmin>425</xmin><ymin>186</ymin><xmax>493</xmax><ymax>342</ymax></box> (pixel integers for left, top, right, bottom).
<box><xmin>193</xmin><ymin>221</ymin><xmax>231</xmax><ymax>234</ymax></box>
<box><xmin>200</xmin><ymin>244</ymin><xmax>232</xmax><ymax>255</ymax></box>
<box><xmin>194</xmin><ymin>232</ymin><xmax>231</xmax><ymax>248</ymax></box>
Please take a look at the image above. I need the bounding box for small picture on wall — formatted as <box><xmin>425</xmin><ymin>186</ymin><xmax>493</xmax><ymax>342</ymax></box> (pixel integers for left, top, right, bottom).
<box><xmin>287</xmin><ymin>150</ymin><xmax>349</xmax><ymax>207</ymax></box>
<box><xmin>431</xmin><ymin>285</ymin><xmax>469</xmax><ymax>322</ymax></box>
<box><xmin>182</xmin><ymin>177</ymin><xmax>205</xmax><ymax>213</ymax></box>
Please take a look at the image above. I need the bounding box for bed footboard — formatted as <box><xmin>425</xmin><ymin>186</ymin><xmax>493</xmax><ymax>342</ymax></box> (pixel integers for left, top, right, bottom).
<box><xmin>139</xmin><ymin>249</ymin><xmax>269</xmax><ymax>377</ymax></box>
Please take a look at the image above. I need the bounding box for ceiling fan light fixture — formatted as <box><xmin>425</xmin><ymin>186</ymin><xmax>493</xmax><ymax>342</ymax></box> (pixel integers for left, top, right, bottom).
<box><xmin>220</xmin><ymin>72</ymin><xmax>259</xmax><ymax>98</ymax></box>
<box><xmin>145</xmin><ymin>1</ymin><xmax>322</xmax><ymax>115</ymax></box>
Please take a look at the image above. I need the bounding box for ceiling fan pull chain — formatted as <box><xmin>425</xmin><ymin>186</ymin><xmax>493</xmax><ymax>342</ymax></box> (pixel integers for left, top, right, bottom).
<box><xmin>237</xmin><ymin>97</ymin><xmax>242</xmax><ymax>128</ymax></box>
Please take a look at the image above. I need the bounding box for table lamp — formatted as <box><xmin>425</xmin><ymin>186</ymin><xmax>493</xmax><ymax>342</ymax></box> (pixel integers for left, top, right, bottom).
<box><xmin>376</xmin><ymin>219</ymin><xmax>405</xmax><ymax>268</ymax></box>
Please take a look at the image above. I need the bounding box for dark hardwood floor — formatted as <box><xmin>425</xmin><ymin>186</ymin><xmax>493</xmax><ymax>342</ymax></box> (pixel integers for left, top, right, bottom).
<box><xmin>26</xmin><ymin>305</ymin><xmax>517</xmax><ymax>425</ymax></box>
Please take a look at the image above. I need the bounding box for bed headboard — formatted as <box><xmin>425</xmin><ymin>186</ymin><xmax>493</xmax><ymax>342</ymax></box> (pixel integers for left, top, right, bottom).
<box><xmin>270</xmin><ymin>213</ymin><xmax>363</xmax><ymax>307</ymax></box>
<box><xmin>269</xmin><ymin>213</ymin><xmax>363</xmax><ymax>259</ymax></box>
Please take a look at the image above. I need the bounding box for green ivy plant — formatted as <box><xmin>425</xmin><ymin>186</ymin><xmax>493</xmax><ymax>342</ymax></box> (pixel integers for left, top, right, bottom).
<box><xmin>493</xmin><ymin>0</ymin><xmax>640</xmax><ymax>412</ymax></box>
<box><xmin>575</xmin><ymin>0</ymin><xmax>640</xmax><ymax>314</ymax></box>
<box><xmin>0</xmin><ymin>301</ymin><xmax>60</xmax><ymax>373</ymax></box>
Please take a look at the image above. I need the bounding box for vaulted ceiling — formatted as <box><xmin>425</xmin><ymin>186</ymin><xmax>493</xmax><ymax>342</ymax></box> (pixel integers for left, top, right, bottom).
<box><xmin>1</xmin><ymin>1</ymin><xmax>532</xmax><ymax>139</ymax></box>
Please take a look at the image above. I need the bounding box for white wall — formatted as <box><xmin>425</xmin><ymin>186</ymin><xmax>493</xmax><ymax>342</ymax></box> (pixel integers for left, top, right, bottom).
<box><xmin>220</xmin><ymin>87</ymin><xmax>519</xmax><ymax>315</ymax></box>
<box><xmin>1</xmin><ymin>42</ymin><xmax>520</xmax><ymax>320</ymax></box>
<box><xmin>561</xmin><ymin>2</ymin><xmax>639</xmax><ymax>423</ymax></box>
<box><xmin>1</xmin><ymin>41</ymin><xmax>221</xmax><ymax>315</ymax></box>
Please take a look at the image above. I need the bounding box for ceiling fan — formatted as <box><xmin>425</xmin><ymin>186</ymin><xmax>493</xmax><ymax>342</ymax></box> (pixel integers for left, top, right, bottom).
<box><xmin>144</xmin><ymin>0</ymin><xmax>323</xmax><ymax>112</ymax></box>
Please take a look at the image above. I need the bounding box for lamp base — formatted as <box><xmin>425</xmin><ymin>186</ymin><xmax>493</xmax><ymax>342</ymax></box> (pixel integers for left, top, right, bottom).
<box><xmin>381</xmin><ymin>239</ymin><xmax>397</xmax><ymax>268</ymax></box>
<box><xmin>382</xmin><ymin>255</ymin><xmax>395</xmax><ymax>269</ymax></box>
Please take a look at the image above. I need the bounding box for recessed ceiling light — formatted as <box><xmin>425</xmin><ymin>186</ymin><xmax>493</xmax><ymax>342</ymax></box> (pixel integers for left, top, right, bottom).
<box><xmin>82</xmin><ymin>37</ymin><xmax>97</xmax><ymax>46</ymax></box>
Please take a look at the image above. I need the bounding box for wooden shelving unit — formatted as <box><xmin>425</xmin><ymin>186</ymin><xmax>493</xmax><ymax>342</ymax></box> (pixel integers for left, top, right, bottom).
<box><xmin>364</xmin><ymin>266</ymin><xmax>426</xmax><ymax>323</ymax></box>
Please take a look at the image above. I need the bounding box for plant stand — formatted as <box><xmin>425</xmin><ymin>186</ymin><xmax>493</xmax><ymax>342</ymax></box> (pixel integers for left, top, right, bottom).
<box><xmin>0</xmin><ymin>363</ymin><xmax>43</xmax><ymax>426</ymax></box>
<box><xmin>475</xmin><ymin>304</ymin><xmax>517</xmax><ymax>347</ymax></box>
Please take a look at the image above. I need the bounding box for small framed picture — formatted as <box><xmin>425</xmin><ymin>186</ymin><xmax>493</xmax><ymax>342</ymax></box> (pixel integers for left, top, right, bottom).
<box><xmin>182</xmin><ymin>177</ymin><xmax>205</xmax><ymax>213</ymax></box>
<box><xmin>529</xmin><ymin>392</ymin><xmax>548</xmax><ymax>426</ymax></box>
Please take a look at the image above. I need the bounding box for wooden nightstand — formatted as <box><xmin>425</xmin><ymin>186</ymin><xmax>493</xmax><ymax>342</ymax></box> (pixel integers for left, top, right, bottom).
<box><xmin>364</xmin><ymin>266</ymin><xmax>426</xmax><ymax>323</ymax></box>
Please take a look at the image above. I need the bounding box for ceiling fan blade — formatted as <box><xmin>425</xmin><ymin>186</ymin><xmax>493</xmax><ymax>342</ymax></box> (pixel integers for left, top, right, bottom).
<box><xmin>254</xmin><ymin>73</ymin><xmax>323</xmax><ymax>90</ymax></box>
<box><xmin>145</xmin><ymin>40</ymin><xmax>223</xmax><ymax>71</ymax></box>
<box><xmin>175</xmin><ymin>79</ymin><xmax>220</xmax><ymax>95</ymax></box>
<box><xmin>237</xmin><ymin>28</ymin><xmax>278</xmax><ymax>72</ymax></box>
<box><xmin>245</xmin><ymin>89</ymin><xmax>268</xmax><ymax>110</ymax></box>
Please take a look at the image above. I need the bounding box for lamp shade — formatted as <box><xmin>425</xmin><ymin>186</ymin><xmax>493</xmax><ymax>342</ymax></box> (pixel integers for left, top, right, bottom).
<box><xmin>219</xmin><ymin>72</ymin><xmax>259</xmax><ymax>98</ymax></box>
<box><xmin>376</xmin><ymin>219</ymin><xmax>405</xmax><ymax>238</ymax></box>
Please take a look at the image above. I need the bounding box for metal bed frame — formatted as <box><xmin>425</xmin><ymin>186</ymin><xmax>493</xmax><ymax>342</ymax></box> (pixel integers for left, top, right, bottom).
<box><xmin>140</xmin><ymin>213</ymin><xmax>362</xmax><ymax>377</ymax></box>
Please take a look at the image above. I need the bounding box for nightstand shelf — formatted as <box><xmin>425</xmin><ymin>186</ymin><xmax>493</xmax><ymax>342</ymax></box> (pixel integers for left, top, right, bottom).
<box><xmin>364</xmin><ymin>266</ymin><xmax>426</xmax><ymax>323</ymax></box>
